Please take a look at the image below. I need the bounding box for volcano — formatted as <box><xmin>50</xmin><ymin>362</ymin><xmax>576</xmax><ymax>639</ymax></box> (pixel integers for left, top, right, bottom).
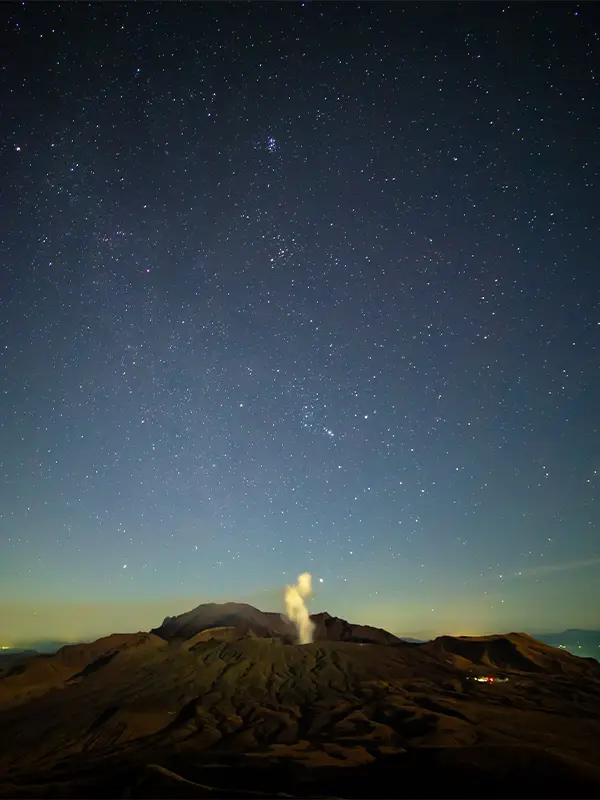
<box><xmin>1</xmin><ymin>602</ymin><xmax>600</xmax><ymax>799</ymax></box>
<box><xmin>152</xmin><ymin>601</ymin><xmax>404</xmax><ymax>646</ymax></box>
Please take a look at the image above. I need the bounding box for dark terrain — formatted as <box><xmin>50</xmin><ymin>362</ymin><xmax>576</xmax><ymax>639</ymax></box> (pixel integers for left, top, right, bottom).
<box><xmin>1</xmin><ymin>603</ymin><xmax>600</xmax><ymax>799</ymax></box>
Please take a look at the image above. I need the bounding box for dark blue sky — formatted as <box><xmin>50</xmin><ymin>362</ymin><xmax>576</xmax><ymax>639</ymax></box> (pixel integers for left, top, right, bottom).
<box><xmin>1</xmin><ymin>2</ymin><xmax>598</xmax><ymax>644</ymax></box>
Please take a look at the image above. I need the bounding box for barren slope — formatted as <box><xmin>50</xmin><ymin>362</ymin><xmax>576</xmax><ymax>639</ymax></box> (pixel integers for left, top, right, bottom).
<box><xmin>1</xmin><ymin>623</ymin><xmax>599</xmax><ymax>798</ymax></box>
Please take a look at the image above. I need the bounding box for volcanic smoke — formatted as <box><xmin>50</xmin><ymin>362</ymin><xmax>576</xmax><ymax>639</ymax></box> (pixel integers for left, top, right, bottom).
<box><xmin>284</xmin><ymin>572</ymin><xmax>315</xmax><ymax>644</ymax></box>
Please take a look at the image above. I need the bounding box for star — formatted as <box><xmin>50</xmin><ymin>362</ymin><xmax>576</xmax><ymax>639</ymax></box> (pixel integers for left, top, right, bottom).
<box><xmin>0</xmin><ymin>1</ymin><xmax>597</xmax><ymax>644</ymax></box>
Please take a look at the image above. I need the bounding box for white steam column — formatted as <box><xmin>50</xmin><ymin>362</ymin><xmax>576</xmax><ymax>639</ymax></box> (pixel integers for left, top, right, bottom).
<box><xmin>284</xmin><ymin>572</ymin><xmax>315</xmax><ymax>644</ymax></box>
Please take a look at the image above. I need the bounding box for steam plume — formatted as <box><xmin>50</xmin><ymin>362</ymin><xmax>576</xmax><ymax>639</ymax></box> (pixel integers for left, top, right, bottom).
<box><xmin>284</xmin><ymin>572</ymin><xmax>315</xmax><ymax>644</ymax></box>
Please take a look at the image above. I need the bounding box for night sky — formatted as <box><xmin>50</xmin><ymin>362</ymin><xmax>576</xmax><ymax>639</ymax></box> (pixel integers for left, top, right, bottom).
<box><xmin>1</xmin><ymin>2</ymin><xmax>599</xmax><ymax>646</ymax></box>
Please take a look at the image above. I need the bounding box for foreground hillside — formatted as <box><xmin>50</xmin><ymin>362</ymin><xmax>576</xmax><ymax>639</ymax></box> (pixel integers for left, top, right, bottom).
<box><xmin>1</xmin><ymin>606</ymin><xmax>600</xmax><ymax>798</ymax></box>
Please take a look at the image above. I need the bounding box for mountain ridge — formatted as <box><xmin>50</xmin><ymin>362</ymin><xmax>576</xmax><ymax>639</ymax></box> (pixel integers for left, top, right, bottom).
<box><xmin>4</xmin><ymin>626</ymin><xmax>600</xmax><ymax>658</ymax></box>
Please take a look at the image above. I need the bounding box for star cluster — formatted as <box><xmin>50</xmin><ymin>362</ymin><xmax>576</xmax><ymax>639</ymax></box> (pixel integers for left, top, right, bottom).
<box><xmin>0</xmin><ymin>2</ymin><xmax>598</xmax><ymax>643</ymax></box>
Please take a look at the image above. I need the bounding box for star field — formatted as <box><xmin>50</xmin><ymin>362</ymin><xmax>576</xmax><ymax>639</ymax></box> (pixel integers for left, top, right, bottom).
<box><xmin>0</xmin><ymin>2</ymin><xmax>598</xmax><ymax>644</ymax></box>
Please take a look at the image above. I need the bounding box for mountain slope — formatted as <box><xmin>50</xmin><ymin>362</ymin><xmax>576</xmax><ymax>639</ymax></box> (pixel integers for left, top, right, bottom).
<box><xmin>1</xmin><ymin>609</ymin><xmax>600</xmax><ymax>798</ymax></box>
<box><xmin>0</xmin><ymin>650</ymin><xmax>38</xmax><ymax>673</ymax></box>
<box><xmin>0</xmin><ymin>633</ymin><xmax>165</xmax><ymax>711</ymax></box>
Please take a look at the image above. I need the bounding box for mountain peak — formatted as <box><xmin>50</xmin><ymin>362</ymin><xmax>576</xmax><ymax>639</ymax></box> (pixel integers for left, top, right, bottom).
<box><xmin>152</xmin><ymin>601</ymin><xmax>402</xmax><ymax>646</ymax></box>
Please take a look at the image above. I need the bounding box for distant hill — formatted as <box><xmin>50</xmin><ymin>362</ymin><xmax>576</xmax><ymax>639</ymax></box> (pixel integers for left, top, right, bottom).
<box><xmin>532</xmin><ymin>630</ymin><xmax>600</xmax><ymax>661</ymax></box>
<box><xmin>9</xmin><ymin>640</ymin><xmax>69</xmax><ymax>654</ymax></box>
<box><xmin>0</xmin><ymin>640</ymin><xmax>71</xmax><ymax>672</ymax></box>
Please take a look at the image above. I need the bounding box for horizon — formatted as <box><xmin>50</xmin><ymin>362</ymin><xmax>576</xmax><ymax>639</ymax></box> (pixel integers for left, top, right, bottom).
<box><xmin>2</xmin><ymin>582</ymin><xmax>599</xmax><ymax>650</ymax></box>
